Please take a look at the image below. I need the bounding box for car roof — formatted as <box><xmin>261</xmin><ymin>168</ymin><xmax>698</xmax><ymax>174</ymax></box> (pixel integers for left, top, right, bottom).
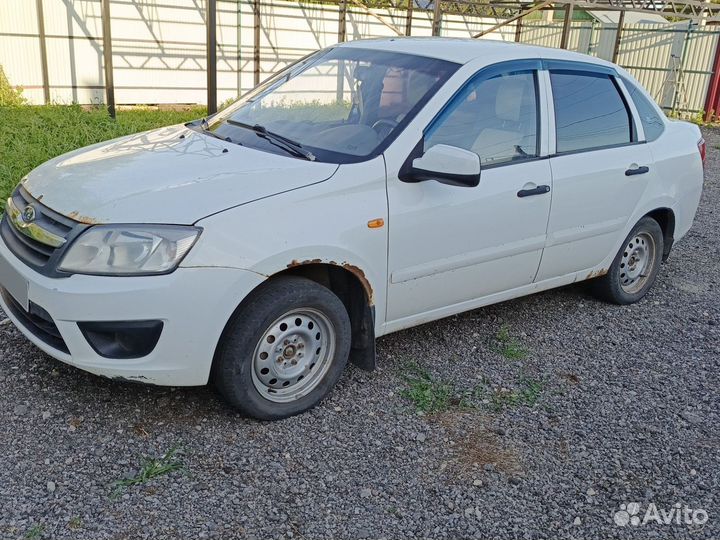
<box><xmin>338</xmin><ymin>37</ymin><xmax>614</xmax><ymax>69</ymax></box>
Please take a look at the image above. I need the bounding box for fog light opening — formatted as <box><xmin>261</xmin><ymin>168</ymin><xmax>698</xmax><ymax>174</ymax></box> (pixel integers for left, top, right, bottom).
<box><xmin>78</xmin><ymin>320</ymin><xmax>164</xmax><ymax>359</ymax></box>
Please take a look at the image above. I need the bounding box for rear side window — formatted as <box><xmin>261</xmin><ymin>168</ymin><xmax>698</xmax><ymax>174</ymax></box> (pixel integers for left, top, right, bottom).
<box><xmin>551</xmin><ymin>71</ymin><xmax>633</xmax><ymax>153</ymax></box>
<box><xmin>425</xmin><ymin>70</ymin><xmax>539</xmax><ymax>166</ymax></box>
<box><xmin>622</xmin><ymin>77</ymin><xmax>665</xmax><ymax>142</ymax></box>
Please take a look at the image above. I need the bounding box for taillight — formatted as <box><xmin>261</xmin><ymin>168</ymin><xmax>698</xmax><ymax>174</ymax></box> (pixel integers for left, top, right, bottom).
<box><xmin>698</xmin><ymin>137</ymin><xmax>706</xmax><ymax>167</ymax></box>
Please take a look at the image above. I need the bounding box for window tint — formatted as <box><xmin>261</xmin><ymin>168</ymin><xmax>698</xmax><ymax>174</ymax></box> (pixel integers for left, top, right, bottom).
<box><xmin>551</xmin><ymin>71</ymin><xmax>632</xmax><ymax>153</ymax></box>
<box><xmin>622</xmin><ymin>77</ymin><xmax>665</xmax><ymax>142</ymax></box>
<box><xmin>425</xmin><ymin>71</ymin><xmax>538</xmax><ymax>166</ymax></box>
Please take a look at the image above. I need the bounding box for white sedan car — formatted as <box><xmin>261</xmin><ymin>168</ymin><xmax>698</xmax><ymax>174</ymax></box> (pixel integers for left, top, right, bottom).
<box><xmin>0</xmin><ymin>38</ymin><xmax>704</xmax><ymax>419</ymax></box>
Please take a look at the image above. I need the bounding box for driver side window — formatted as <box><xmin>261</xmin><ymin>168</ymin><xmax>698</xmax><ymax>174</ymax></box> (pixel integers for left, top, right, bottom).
<box><xmin>425</xmin><ymin>70</ymin><xmax>539</xmax><ymax>167</ymax></box>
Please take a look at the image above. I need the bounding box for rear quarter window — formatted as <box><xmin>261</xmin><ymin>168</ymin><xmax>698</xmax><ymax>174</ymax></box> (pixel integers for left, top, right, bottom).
<box><xmin>622</xmin><ymin>77</ymin><xmax>666</xmax><ymax>142</ymax></box>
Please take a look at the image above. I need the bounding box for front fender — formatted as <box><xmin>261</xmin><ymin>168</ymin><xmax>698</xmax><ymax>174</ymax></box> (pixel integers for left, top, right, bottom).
<box><xmin>183</xmin><ymin>156</ymin><xmax>389</xmax><ymax>331</ymax></box>
<box><xmin>249</xmin><ymin>250</ymin><xmax>377</xmax><ymax>305</ymax></box>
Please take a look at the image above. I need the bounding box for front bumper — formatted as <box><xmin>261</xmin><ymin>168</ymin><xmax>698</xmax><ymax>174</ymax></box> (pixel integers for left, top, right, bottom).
<box><xmin>0</xmin><ymin>237</ymin><xmax>265</xmax><ymax>386</ymax></box>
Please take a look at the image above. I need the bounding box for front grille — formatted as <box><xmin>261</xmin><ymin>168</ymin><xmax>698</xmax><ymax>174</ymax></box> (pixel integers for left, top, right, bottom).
<box><xmin>1</xmin><ymin>185</ymin><xmax>80</xmax><ymax>275</ymax></box>
<box><xmin>1</xmin><ymin>287</ymin><xmax>69</xmax><ymax>354</ymax></box>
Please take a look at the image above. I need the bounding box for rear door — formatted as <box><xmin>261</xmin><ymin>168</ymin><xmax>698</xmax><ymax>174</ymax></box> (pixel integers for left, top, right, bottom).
<box><xmin>535</xmin><ymin>63</ymin><xmax>656</xmax><ymax>281</ymax></box>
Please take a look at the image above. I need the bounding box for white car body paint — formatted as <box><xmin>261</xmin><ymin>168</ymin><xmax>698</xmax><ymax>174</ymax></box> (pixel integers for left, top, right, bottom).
<box><xmin>23</xmin><ymin>126</ymin><xmax>339</xmax><ymax>224</ymax></box>
<box><xmin>0</xmin><ymin>38</ymin><xmax>703</xmax><ymax>386</ymax></box>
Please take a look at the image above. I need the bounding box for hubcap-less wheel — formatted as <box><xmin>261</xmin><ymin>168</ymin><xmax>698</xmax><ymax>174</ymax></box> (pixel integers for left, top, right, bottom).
<box><xmin>619</xmin><ymin>231</ymin><xmax>656</xmax><ymax>294</ymax></box>
<box><xmin>251</xmin><ymin>308</ymin><xmax>336</xmax><ymax>403</ymax></box>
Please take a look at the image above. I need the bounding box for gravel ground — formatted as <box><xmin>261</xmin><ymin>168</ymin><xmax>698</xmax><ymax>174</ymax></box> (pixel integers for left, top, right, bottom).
<box><xmin>1</xmin><ymin>128</ymin><xmax>718</xmax><ymax>540</ymax></box>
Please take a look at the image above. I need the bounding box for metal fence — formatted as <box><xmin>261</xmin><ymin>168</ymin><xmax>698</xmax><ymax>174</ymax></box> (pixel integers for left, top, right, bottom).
<box><xmin>1</xmin><ymin>0</ymin><xmax>718</xmax><ymax>117</ymax></box>
<box><xmin>520</xmin><ymin>20</ymin><xmax>719</xmax><ymax>114</ymax></box>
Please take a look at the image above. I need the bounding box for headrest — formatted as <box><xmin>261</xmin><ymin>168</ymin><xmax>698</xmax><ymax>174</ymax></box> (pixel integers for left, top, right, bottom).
<box><xmin>354</xmin><ymin>65</ymin><xmax>371</xmax><ymax>82</ymax></box>
<box><xmin>354</xmin><ymin>64</ymin><xmax>386</xmax><ymax>83</ymax></box>
<box><xmin>494</xmin><ymin>77</ymin><xmax>528</xmax><ymax>122</ymax></box>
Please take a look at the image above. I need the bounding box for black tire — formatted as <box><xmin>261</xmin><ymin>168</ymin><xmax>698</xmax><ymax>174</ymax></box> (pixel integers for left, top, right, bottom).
<box><xmin>213</xmin><ymin>276</ymin><xmax>351</xmax><ymax>420</ymax></box>
<box><xmin>591</xmin><ymin>216</ymin><xmax>664</xmax><ymax>305</ymax></box>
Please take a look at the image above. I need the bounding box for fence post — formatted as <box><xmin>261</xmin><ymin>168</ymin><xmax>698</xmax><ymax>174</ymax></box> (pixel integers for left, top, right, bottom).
<box><xmin>704</xmin><ymin>35</ymin><xmax>720</xmax><ymax>122</ymax></box>
<box><xmin>36</xmin><ymin>0</ymin><xmax>50</xmax><ymax>104</ymax></box>
<box><xmin>254</xmin><ymin>0</ymin><xmax>261</xmax><ymax>86</ymax></box>
<box><xmin>432</xmin><ymin>0</ymin><xmax>442</xmax><ymax>36</ymax></box>
<box><xmin>560</xmin><ymin>2</ymin><xmax>573</xmax><ymax>49</ymax></box>
<box><xmin>671</xmin><ymin>21</ymin><xmax>693</xmax><ymax>115</ymax></box>
<box><xmin>207</xmin><ymin>0</ymin><xmax>217</xmax><ymax>114</ymax></box>
<box><xmin>514</xmin><ymin>7</ymin><xmax>524</xmax><ymax>42</ymax></box>
<box><xmin>338</xmin><ymin>0</ymin><xmax>347</xmax><ymax>43</ymax></box>
<box><xmin>101</xmin><ymin>0</ymin><xmax>115</xmax><ymax>118</ymax></box>
<box><xmin>612</xmin><ymin>10</ymin><xmax>624</xmax><ymax>63</ymax></box>
<box><xmin>405</xmin><ymin>0</ymin><xmax>413</xmax><ymax>36</ymax></box>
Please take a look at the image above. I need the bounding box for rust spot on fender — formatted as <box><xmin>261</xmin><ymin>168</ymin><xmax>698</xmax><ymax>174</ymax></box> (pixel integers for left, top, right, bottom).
<box><xmin>342</xmin><ymin>263</ymin><xmax>374</xmax><ymax>305</ymax></box>
<box><xmin>285</xmin><ymin>259</ymin><xmax>374</xmax><ymax>305</ymax></box>
<box><xmin>585</xmin><ymin>268</ymin><xmax>608</xmax><ymax>280</ymax></box>
<box><xmin>286</xmin><ymin>258</ymin><xmax>322</xmax><ymax>268</ymax></box>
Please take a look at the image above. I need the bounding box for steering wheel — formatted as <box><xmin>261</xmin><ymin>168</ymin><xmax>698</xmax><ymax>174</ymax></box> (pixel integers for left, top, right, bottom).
<box><xmin>371</xmin><ymin>118</ymin><xmax>399</xmax><ymax>136</ymax></box>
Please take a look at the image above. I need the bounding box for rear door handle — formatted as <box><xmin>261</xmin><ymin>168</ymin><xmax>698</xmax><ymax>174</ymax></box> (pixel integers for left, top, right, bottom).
<box><xmin>517</xmin><ymin>185</ymin><xmax>550</xmax><ymax>198</ymax></box>
<box><xmin>625</xmin><ymin>165</ymin><xmax>649</xmax><ymax>176</ymax></box>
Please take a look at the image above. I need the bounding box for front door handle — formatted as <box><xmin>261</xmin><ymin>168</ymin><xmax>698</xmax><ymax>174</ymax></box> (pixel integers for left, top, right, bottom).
<box><xmin>625</xmin><ymin>165</ymin><xmax>649</xmax><ymax>176</ymax></box>
<box><xmin>517</xmin><ymin>185</ymin><xmax>551</xmax><ymax>198</ymax></box>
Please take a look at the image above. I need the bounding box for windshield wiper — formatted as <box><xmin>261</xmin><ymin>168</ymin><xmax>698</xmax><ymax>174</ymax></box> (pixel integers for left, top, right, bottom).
<box><xmin>225</xmin><ymin>120</ymin><xmax>315</xmax><ymax>161</ymax></box>
<box><xmin>186</xmin><ymin>118</ymin><xmax>236</xmax><ymax>144</ymax></box>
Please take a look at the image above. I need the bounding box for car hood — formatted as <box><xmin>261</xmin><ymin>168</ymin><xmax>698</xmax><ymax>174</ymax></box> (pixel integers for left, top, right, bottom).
<box><xmin>21</xmin><ymin>125</ymin><xmax>339</xmax><ymax>225</ymax></box>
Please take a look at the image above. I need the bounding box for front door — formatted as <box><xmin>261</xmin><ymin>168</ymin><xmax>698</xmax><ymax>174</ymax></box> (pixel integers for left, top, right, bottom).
<box><xmin>385</xmin><ymin>65</ymin><xmax>552</xmax><ymax>324</ymax></box>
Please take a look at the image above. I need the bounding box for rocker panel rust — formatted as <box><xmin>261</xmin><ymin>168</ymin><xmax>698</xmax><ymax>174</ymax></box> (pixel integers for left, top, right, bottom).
<box><xmin>585</xmin><ymin>268</ymin><xmax>609</xmax><ymax>280</ymax></box>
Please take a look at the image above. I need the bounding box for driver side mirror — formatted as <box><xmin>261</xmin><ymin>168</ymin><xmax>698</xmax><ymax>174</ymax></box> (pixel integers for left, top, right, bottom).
<box><xmin>405</xmin><ymin>144</ymin><xmax>481</xmax><ymax>187</ymax></box>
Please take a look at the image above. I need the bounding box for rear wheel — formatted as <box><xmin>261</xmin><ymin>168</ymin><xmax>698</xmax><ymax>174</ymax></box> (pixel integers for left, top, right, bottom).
<box><xmin>213</xmin><ymin>276</ymin><xmax>351</xmax><ymax>420</ymax></box>
<box><xmin>591</xmin><ymin>216</ymin><xmax>663</xmax><ymax>305</ymax></box>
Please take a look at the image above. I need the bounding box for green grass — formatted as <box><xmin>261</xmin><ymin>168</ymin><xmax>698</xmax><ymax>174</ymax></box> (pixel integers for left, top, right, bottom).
<box><xmin>0</xmin><ymin>104</ymin><xmax>205</xmax><ymax>210</ymax></box>
<box><xmin>24</xmin><ymin>524</ymin><xmax>44</xmax><ymax>540</ymax></box>
<box><xmin>250</xmin><ymin>99</ymin><xmax>353</xmax><ymax>124</ymax></box>
<box><xmin>492</xmin><ymin>324</ymin><xmax>530</xmax><ymax>361</ymax></box>
<box><xmin>111</xmin><ymin>446</ymin><xmax>185</xmax><ymax>498</ymax></box>
<box><xmin>399</xmin><ymin>361</ymin><xmax>544</xmax><ymax>414</ymax></box>
<box><xmin>386</xmin><ymin>506</ymin><xmax>402</xmax><ymax>517</ymax></box>
<box><xmin>0</xmin><ymin>66</ymin><xmax>26</xmax><ymax>107</ymax></box>
<box><xmin>489</xmin><ymin>377</ymin><xmax>544</xmax><ymax>411</ymax></box>
<box><xmin>400</xmin><ymin>363</ymin><xmax>455</xmax><ymax>413</ymax></box>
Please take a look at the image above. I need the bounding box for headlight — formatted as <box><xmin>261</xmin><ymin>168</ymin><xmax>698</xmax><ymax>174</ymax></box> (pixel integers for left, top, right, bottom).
<box><xmin>58</xmin><ymin>225</ymin><xmax>201</xmax><ymax>276</ymax></box>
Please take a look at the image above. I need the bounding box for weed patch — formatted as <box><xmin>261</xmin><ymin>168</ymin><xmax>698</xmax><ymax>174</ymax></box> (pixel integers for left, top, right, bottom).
<box><xmin>492</xmin><ymin>324</ymin><xmax>529</xmax><ymax>361</ymax></box>
<box><xmin>111</xmin><ymin>446</ymin><xmax>185</xmax><ymax>499</ymax></box>
<box><xmin>400</xmin><ymin>363</ymin><xmax>454</xmax><ymax>413</ymax></box>
<box><xmin>490</xmin><ymin>377</ymin><xmax>544</xmax><ymax>411</ymax></box>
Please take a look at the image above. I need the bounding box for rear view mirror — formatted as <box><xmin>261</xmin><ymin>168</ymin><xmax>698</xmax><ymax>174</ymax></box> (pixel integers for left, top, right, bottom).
<box><xmin>407</xmin><ymin>144</ymin><xmax>480</xmax><ymax>187</ymax></box>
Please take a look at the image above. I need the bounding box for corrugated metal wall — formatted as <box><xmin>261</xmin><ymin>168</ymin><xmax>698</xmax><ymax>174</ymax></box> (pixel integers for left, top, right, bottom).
<box><xmin>521</xmin><ymin>20</ymin><xmax>718</xmax><ymax>113</ymax></box>
<box><xmin>0</xmin><ymin>0</ymin><xmax>717</xmax><ymax>112</ymax></box>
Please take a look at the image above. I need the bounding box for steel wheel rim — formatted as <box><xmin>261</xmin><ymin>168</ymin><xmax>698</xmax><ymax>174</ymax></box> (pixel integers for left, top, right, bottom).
<box><xmin>619</xmin><ymin>231</ymin><xmax>656</xmax><ymax>294</ymax></box>
<box><xmin>251</xmin><ymin>308</ymin><xmax>336</xmax><ymax>403</ymax></box>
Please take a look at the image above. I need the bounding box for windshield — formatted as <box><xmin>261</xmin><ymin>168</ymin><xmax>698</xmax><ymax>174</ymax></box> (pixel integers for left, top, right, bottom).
<box><xmin>202</xmin><ymin>47</ymin><xmax>459</xmax><ymax>163</ymax></box>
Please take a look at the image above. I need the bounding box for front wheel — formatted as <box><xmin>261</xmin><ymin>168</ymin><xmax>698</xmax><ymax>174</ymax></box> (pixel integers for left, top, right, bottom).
<box><xmin>591</xmin><ymin>216</ymin><xmax>664</xmax><ymax>305</ymax></box>
<box><xmin>213</xmin><ymin>276</ymin><xmax>351</xmax><ymax>420</ymax></box>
